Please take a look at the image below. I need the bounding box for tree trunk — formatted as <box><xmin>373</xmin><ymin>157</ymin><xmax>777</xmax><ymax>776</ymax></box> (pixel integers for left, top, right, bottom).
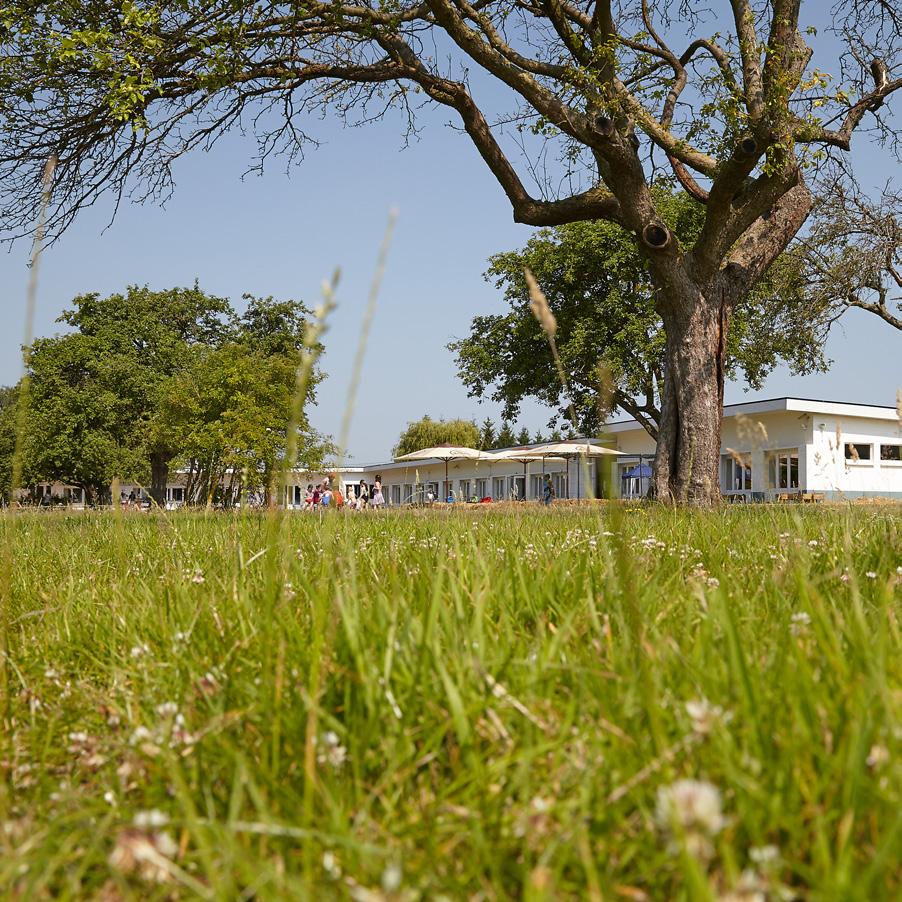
<box><xmin>653</xmin><ymin>284</ymin><xmax>732</xmax><ymax>505</ymax></box>
<box><xmin>150</xmin><ymin>451</ymin><xmax>169</xmax><ymax>508</ymax></box>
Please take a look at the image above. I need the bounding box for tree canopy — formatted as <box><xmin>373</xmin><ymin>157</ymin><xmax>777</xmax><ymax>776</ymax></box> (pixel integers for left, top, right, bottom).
<box><xmin>451</xmin><ymin>186</ymin><xmax>827</xmax><ymax>439</ymax></box>
<box><xmin>5</xmin><ymin>285</ymin><xmax>327</xmax><ymax>505</ymax></box>
<box><xmin>393</xmin><ymin>416</ymin><xmax>480</xmax><ymax>457</ymax></box>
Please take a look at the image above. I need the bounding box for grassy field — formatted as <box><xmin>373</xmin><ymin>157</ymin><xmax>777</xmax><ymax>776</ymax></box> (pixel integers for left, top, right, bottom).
<box><xmin>0</xmin><ymin>504</ymin><xmax>899</xmax><ymax>900</ymax></box>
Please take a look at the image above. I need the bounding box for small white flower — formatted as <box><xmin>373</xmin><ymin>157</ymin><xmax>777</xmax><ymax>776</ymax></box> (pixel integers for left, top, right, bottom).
<box><xmin>655</xmin><ymin>779</ymin><xmax>724</xmax><ymax>835</ymax></box>
<box><xmin>685</xmin><ymin>699</ymin><xmax>725</xmax><ymax>735</ymax></box>
<box><xmin>104</xmin><ymin>790</ymin><xmax>116</xmax><ymax>806</ymax></box>
<box><xmin>865</xmin><ymin>571</ymin><xmax>877</xmax><ymax>580</ymax></box>
<box><xmin>129</xmin><ymin>726</ymin><xmax>154</xmax><ymax>745</ymax></box>
<box><xmin>790</xmin><ymin>611</ymin><xmax>811</xmax><ymax>635</ymax></box>
<box><xmin>130</xmin><ymin>643</ymin><xmax>150</xmax><ymax>659</ymax></box>
<box><xmin>191</xmin><ymin>571</ymin><xmax>205</xmax><ymax>584</ymax></box>
<box><xmin>133</xmin><ymin>809</ymin><xmax>169</xmax><ymax>829</ymax></box>
<box><xmin>322</xmin><ymin>850</ymin><xmax>341</xmax><ymax>879</ymax></box>
<box><xmin>706</xmin><ymin>576</ymin><xmax>720</xmax><ymax>589</ymax></box>
<box><xmin>866</xmin><ymin>744</ymin><xmax>889</xmax><ymax>768</ymax></box>
<box><xmin>808</xmin><ymin>539</ymin><xmax>819</xmax><ymax>548</ymax></box>
<box><xmin>749</xmin><ymin>844</ymin><xmax>780</xmax><ymax>866</ymax></box>
<box><xmin>155</xmin><ymin>702</ymin><xmax>178</xmax><ymax>718</ymax></box>
<box><xmin>381</xmin><ymin>862</ymin><xmax>402</xmax><ymax>893</ymax></box>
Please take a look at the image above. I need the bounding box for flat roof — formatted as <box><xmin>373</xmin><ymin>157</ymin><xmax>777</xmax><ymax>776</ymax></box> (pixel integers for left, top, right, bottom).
<box><xmin>605</xmin><ymin>396</ymin><xmax>900</xmax><ymax>432</ymax></box>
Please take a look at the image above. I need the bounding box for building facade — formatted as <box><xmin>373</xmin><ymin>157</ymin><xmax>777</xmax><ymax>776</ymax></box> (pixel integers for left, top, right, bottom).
<box><xmin>313</xmin><ymin>398</ymin><xmax>902</xmax><ymax>503</ymax></box>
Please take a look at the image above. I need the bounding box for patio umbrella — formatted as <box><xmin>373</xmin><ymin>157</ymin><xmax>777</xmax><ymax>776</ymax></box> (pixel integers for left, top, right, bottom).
<box><xmin>526</xmin><ymin>441</ymin><xmax>623</xmax><ymax>499</ymax></box>
<box><xmin>394</xmin><ymin>444</ymin><xmax>495</xmax><ymax>500</ymax></box>
<box><xmin>488</xmin><ymin>448</ymin><xmax>566</xmax><ymax>500</ymax></box>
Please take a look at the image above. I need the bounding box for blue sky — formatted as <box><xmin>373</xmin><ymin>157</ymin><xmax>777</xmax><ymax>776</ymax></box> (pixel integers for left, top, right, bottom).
<box><xmin>1</xmin><ymin>13</ymin><xmax>899</xmax><ymax>463</ymax></box>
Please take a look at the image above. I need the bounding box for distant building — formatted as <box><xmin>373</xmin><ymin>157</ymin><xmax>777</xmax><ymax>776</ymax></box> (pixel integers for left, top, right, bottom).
<box><xmin>297</xmin><ymin>398</ymin><xmax>902</xmax><ymax>503</ymax></box>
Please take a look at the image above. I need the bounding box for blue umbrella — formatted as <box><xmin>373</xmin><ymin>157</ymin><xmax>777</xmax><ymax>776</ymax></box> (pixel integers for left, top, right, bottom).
<box><xmin>624</xmin><ymin>464</ymin><xmax>653</xmax><ymax>478</ymax></box>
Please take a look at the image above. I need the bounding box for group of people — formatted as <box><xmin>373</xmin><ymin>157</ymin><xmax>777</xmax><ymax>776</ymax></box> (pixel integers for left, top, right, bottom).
<box><xmin>302</xmin><ymin>476</ymin><xmax>385</xmax><ymax>511</ymax></box>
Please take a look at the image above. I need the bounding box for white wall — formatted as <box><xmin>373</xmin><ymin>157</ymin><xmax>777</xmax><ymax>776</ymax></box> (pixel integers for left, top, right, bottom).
<box><xmin>808</xmin><ymin>415</ymin><xmax>902</xmax><ymax>497</ymax></box>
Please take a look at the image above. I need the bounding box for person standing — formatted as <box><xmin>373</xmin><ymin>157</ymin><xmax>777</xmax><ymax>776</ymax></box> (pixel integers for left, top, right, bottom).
<box><xmin>357</xmin><ymin>479</ymin><xmax>369</xmax><ymax>510</ymax></box>
<box><xmin>542</xmin><ymin>474</ymin><xmax>555</xmax><ymax>506</ymax></box>
<box><xmin>372</xmin><ymin>476</ymin><xmax>385</xmax><ymax>509</ymax></box>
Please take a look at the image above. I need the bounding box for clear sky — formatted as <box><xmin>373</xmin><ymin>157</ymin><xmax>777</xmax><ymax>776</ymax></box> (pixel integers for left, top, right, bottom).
<box><xmin>1</xmin><ymin>10</ymin><xmax>899</xmax><ymax>464</ymax></box>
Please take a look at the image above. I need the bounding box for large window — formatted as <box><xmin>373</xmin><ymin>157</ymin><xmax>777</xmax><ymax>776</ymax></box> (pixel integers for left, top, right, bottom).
<box><xmin>492</xmin><ymin>477</ymin><xmax>506</xmax><ymax>500</ymax></box>
<box><xmin>722</xmin><ymin>454</ymin><xmax>752</xmax><ymax>492</ymax></box>
<box><xmin>879</xmin><ymin>443</ymin><xmax>901</xmax><ymax>462</ymax></box>
<box><xmin>391</xmin><ymin>485</ymin><xmax>401</xmax><ymax>505</ymax></box>
<box><xmin>768</xmin><ymin>451</ymin><xmax>799</xmax><ymax>489</ymax></box>
<box><xmin>845</xmin><ymin>442</ymin><xmax>872</xmax><ymax>462</ymax></box>
<box><xmin>458</xmin><ymin>479</ymin><xmax>471</xmax><ymax>501</ymax></box>
<box><xmin>553</xmin><ymin>472</ymin><xmax>567</xmax><ymax>499</ymax></box>
<box><xmin>475</xmin><ymin>478</ymin><xmax>487</xmax><ymax>498</ymax></box>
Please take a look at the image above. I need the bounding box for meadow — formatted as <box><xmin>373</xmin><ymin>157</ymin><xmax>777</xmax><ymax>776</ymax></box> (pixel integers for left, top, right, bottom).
<box><xmin>0</xmin><ymin>504</ymin><xmax>899</xmax><ymax>900</ymax></box>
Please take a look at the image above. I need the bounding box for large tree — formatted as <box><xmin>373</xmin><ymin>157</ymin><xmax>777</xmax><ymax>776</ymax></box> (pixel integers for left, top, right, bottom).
<box><xmin>24</xmin><ymin>285</ymin><xmax>230</xmax><ymax>504</ymax></box>
<box><xmin>451</xmin><ymin>186</ymin><xmax>827</xmax><ymax>439</ymax></box>
<box><xmin>394</xmin><ymin>415</ymin><xmax>480</xmax><ymax>456</ymax></box>
<box><xmin>1</xmin><ymin>2</ymin><xmax>900</xmax><ymax>502</ymax></box>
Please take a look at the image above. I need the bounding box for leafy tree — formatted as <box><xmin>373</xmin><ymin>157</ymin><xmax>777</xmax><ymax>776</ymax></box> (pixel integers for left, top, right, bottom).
<box><xmin>160</xmin><ymin>339</ymin><xmax>328</xmax><ymax>505</ymax></box>
<box><xmin>478</xmin><ymin>418</ymin><xmax>497</xmax><ymax>451</ymax></box>
<box><xmin>0</xmin><ymin>385</ymin><xmax>17</xmax><ymax>502</ymax></box>
<box><xmin>394</xmin><ymin>416</ymin><xmax>480</xmax><ymax>457</ymax></box>
<box><xmin>451</xmin><ymin>188</ymin><xmax>826</xmax><ymax>440</ymax></box>
<box><xmin>2</xmin><ymin>2</ymin><xmax>900</xmax><ymax>501</ymax></box>
<box><xmin>24</xmin><ymin>285</ymin><xmax>230</xmax><ymax>504</ymax></box>
<box><xmin>533</xmin><ymin>431</ymin><xmax>546</xmax><ymax>444</ymax></box>
<box><xmin>495</xmin><ymin>422</ymin><xmax>517</xmax><ymax>449</ymax></box>
<box><xmin>19</xmin><ymin>286</ymin><xmax>325</xmax><ymax>504</ymax></box>
<box><xmin>516</xmin><ymin>427</ymin><xmax>532</xmax><ymax>446</ymax></box>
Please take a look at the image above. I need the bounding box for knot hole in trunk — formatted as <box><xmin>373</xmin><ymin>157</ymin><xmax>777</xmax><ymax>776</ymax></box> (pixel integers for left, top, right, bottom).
<box><xmin>641</xmin><ymin>223</ymin><xmax>671</xmax><ymax>250</ymax></box>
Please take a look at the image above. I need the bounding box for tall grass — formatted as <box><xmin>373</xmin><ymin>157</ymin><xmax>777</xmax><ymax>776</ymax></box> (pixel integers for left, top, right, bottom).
<box><xmin>0</xmin><ymin>504</ymin><xmax>898</xmax><ymax>899</ymax></box>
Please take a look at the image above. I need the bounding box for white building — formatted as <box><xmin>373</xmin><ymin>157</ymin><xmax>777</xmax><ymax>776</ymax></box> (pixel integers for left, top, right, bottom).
<box><xmin>302</xmin><ymin>397</ymin><xmax>902</xmax><ymax>503</ymax></box>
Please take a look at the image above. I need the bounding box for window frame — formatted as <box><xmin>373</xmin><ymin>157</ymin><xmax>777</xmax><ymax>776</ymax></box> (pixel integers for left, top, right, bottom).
<box><xmin>844</xmin><ymin>442</ymin><xmax>873</xmax><ymax>464</ymax></box>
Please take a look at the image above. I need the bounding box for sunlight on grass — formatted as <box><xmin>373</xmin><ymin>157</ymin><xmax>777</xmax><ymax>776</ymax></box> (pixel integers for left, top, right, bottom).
<box><xmin>0</xmin><ymin>505</ymin><xmax>899</xmax><ymax>899</ymax></box>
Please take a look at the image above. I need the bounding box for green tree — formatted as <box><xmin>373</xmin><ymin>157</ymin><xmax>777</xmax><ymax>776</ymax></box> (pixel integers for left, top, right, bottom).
<box><xmin>0</xmin><ymin>385</ymin><xmax>17</xmax><ymax>503</ymax></box>
<box><xmin>478</xmin><ymin>418</ymin><xmax>496</xmax><ymax>451</ymax></box>
<box><xmin>24</xmin><ymin>285</ymin><xmax>230</xmax><ymax>504</ymax></box>
<box><xmin>2</xmin><ymin>2</ymin><xmax>900</xmax><ymax>501</ymax></box>
<box><xmin>393</xmin><ymin>416</ymin><xmax>480</xmax><ymax>457</ymax></box>
<box><xmin>495</xmin><ymin>422</ymin><xmax>517</xmax><ymax>449</ymax></box>
<box><xmin>516</xmin><ymin>427</ymin><xmax>532</xmax><ymax>446</ymax></box>
<box><xmin>160</xmin><ymin>339</ymin><xmax>329</xmax><ymax>506</ymax></box>
<box><xmin>451</xmin><ymin>188</ymin><xmax>826</xmax><ymax>441</ymax></box>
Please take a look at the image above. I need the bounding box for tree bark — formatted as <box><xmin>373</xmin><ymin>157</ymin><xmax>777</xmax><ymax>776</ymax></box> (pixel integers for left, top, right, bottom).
<box><xmin>652</xmin><ymin>281</ymin><xmax>732</xmax><ymax>505</ymax></box>
<box><xmin>150</xmin><ymin>451</ymin><xmax>169</xmax><ymax>508</ymax></box>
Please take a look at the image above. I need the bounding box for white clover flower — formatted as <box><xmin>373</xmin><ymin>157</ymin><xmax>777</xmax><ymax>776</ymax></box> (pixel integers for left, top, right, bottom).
<box><xmin>866</xmin><ymin>744</ymin><xmax>889</xmax><ymax>768</ymax></box>
<box><xmin>322</xmin><ymin>850</ymin><xmax>341</xmax><ymax>879</ymax></box>
<box><xmin>865</xmin><ymin>571</ymin><xmax>877</xmax><ymax>580</ymax></box>
<box><xmin>706</xmin><ymin>577</ymin><xmax>720</xmax><ymax>589</ymax></box>
<box><xmin>685</xmin><ymin>699</ymin><xmax>726</xmax><ymax>735</ymax></box>
<box><xmin>133</xmin><ymin>809</ymin><xmax>169</xmax><ymax>829</ymax></box>
<box><xmin>749</xmin><ymin>844</ymin><xmax>780</xmax><ymax>866</ymax></box>
<box><xmin>790</xmin><ymin>611</ymin><xmax>811</xmax><ymax>635</ymax></box>
<box><xmin>191</xmin><ymin>571</ymin><xmax>205</xmax><ymax>584</ymax></box>
<box><xmin>655</xmin><ymin>779</ymin><xmax>725</xmax><ymax>836</ymax></box>
<box><xmin>129</xmin><ymin>726</ymin><xmax>154</xmax><ymax>745</ymax></box>
<box><xmin>104</xmin><ymin>790</ymin><xmax>116</xmax><ymax>806</ymax></box>
<box><xmin>155</xmin><ymin>701</ymin><xmax>178</xmax><ymax>718</ymax></box>
<box><xmin>381</xmin><ymin>862</ymin><xmax>402</xmax><ymax>893</ymax></box>
<box><xmin>130</xmin><ymin>643</ymin><xmax>150</xmax><ymax>659</ymax></box>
